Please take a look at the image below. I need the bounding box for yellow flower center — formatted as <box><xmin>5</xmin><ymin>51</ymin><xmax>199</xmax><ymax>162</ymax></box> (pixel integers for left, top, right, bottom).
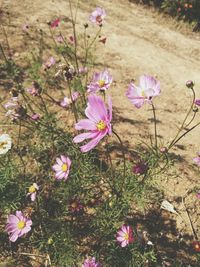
<box><xmin>62</xmin><ymin>163</ymin><xmax>68</xmax><ymax>172</ymax></box>
<box><xmin>141</xmin><ymin>90</ymin><xmax>146</xmax><ymax>98</ymax></box>
<box><xmin>29</xmin><ymin>185</ymin><xmax>36</xmax><ymax>193</ymax></box>
<box><xmin>96</xmin><ymin>120</ymin><xmax>106</xmax><ymax>131</ymax></box>
<box><xmin>0</xmin><ymin>141</ymin><xmax>7</xmax><ymax>149</ymax></box>
<box><xmin>124</xmin><ymin>233</ymin><xmax>129</xmax><ymax>241</ymax></box>
<box><xmin>17</xmin><ymin>221</ymin><xmax>25</xmax><ymax>229</ymax></box>
<box><xmin>98</xmin><ymin>80</ymin><xmax>105</xmax><ymax>88</ymax></box>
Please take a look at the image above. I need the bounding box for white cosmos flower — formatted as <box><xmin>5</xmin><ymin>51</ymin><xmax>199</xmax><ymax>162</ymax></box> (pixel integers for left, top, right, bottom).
<box><xmin>0</xmin><ymin>134</ymin><xmax>12</xmax><ymax>155</ymax></box>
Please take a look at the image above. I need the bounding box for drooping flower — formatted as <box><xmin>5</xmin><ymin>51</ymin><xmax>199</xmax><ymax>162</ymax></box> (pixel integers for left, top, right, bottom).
<box><xmin>52</xmin><ymin>155</ymin><xmax>71</xmax><ymax>180</ymax></box>
<box><xmin>82</xmin><ymin>257</ymin><xmax>101</xmax><ymax>267</ymax></box>
<box><xmin>89</xmin><ymin>7</ymin><xmax>106</xmax><ymax>25</ymax></box>
<box><xmin>116</xmin><ymin>225</ymin><xmax>134</xmax><ymax>247</ymax></box>
<box><xmin>5</xmin><ymin>211</ymin><xmax>32</xmax><ymax>242</ymax></box>
<box><xmin>27</xmin><ymin>183</ymin><xmax>39</xmax><ymax>202</ymax></box>
<box><xmin>0</xmin><ymin>134</ymin><xmax>12</xmax><ymax>155</ymax></box>
<box><xmin>196</xmin><ymin>192</ymin><xmax>200</xmax><ymax>199</ymax></box>
<box><xmin>50</xmin><ymin>18</ymin><xmax>60</xmax><ymax>28</ymax></box>
<box><xmin>22</xmin><ymin>23</ymin><xmax>29</xmax><ymax>32</ymax></box>
<box><xmin>43</xmin><ymin>57</ymin><xmax>56</xmax><ymax>70</ymax></box>
<box><xmin>73</xmin><ymin>94</ymin><xmax>112</xmax><ymax>152</ymax></box>
<box><xmin>194</xmin><ymin>99</ymin><xmax>200</xmax><ymax>106</ymax></box>
<box><xmin>27</xmin><ymin>81</ymin><xmax>41</xmax><ymax>96</ymax></box>
<box><xmin>68</xmin><ymin>199</ymin><xmax>83</xmax><ymax>213</ymax></box>
<box><xmin>192</xmin><ymin>241</ymin><xmax>200</xmax><ymax>252</ymax></box>
<box><xmin>132</xmin><ymin>161</ymin><xmax>148</xmax><ymax>175</ymax></box>
<box><xmin>126</xmin><ymin>75</ymin><xmax>160</xmax><ymax>108</ymax></box>
<box><xmin>31</xmin><ymin>113</ymin><xmax>41</xmax><ymax>121</ymax></box>
<box><xmin>60</xmin><ymin>92</ymin><xmax>80</xmax><ymax>107</ymax></box>
<box><xmin>186</xmin><ymin>80</ymin><xmax>194</xmax><ymax>89</ymax></box>
<box><xmin>87</xmin><ymin>70</ymin><xmax>113</xmax><ymax>93</ymax></box>
<box><xmin>193</xmin><ymin>153</ymin><xmax>200</xmax><ymax>166</ymax></box>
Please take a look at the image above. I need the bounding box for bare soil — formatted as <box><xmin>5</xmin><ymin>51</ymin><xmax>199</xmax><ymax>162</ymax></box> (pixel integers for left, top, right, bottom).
<box><xmin>1</xmin><ymin>0</ymin><xmax>200</xmax><ymax>265</ymax></box>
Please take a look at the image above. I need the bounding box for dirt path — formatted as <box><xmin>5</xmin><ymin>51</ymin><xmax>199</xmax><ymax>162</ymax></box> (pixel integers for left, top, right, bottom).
<box><xmin>1</xmin><ymin>0</ymin><xmax>200</xmax><ymax>262</ymax></box>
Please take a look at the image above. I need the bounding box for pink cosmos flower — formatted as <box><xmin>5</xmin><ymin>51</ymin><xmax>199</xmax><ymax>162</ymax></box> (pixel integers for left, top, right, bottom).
<box><xmin>82</xmin><ymin>257</ymin><xmax>101</xmax><ymax>267</ymax></box>
<box><xmin>89</xmin><ymin>7</ymin><xmax>106</xmax><ymax>25</ymax></box>
<box><xmin>52</xmin><ymin>155</ymin><xmax>71</xmax><ymax>180</ymax></box>
<box><xmin>126</xmin><ymin>75</ymin><xmax>160</xmax><ymax>108</ymax></box>
<box><xmin>194</xmin><ymin>99</ymin><xmax>200</xmax><ymax>106</ymax></box>
<box><xmin>50</xmin><ymin>18</ymin><xmax>60</xmax><ymax>28</ymax></box>
<box><xmin>193</xmin><ymin>153</ymin><xmax>200</xmax><ymax>166</ymax></box>
<box><xmin>5</xmin><ymin>211</ymin><xmax>32</xmax><ymax>242</ymax></box>
<box><xmin>27</xmin><ymin>183</ymin><xmax>39</xmax><ymax>201</ymax></box>
<box><xmin>73</xmin><ymin>94</ymin><xmax>112</xmax><ymax>153</ymax></box>
<box><xmin>87</xmin><ymin>70</ymin><xmax>113</xmax><ymax>93</ymax></box>
<box><xmin>116</xmin><ymin>225</ymin><xmax>134</xmax><ymax>247</ymax></box>
<box><xmin>60</xmin><ymin>92</ymin><xmax>80</xmax><ymax>107</ymax></box>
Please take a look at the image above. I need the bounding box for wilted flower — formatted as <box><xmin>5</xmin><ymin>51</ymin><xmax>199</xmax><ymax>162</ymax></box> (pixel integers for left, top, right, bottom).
<box><xmin>132</xmin><ymin>161</ymin><xmax>148</xmax><ymax>175</ymax></box>
<box><xmin>68</xmin><ymin>199</ymin><xmax>83</xmax><ymax>213</ymax></box>
<box><xmin>4</xmin><ymin>97</ymin><xmax>19</xmax><ymax>109</ymax></box>
<box><xmin>196</xmin><ymin>192</ymin><xmax>200</xmax><ymax>199</ymax></box>
<box><xmin>192</xmin><ymin>241</ymin><xmax>200</xmax><ymax>252</ymax></box>
<box><xmin>126</xmin><ymin>75</ymin><xmax>160</xmax><ymax>108</ymax></box>
<box><xmin>27</xmin><ymin>82</ymin><xmax>41</xmax><ymax>96</ymax></box>
<box><xmin>56</xmin><ymin>34</ymin><xmax>64</xmax><ymax>43</ymax></box>
<box><xmin>50</xmin><ymin>18</ymin><xmax>60</xmax><ymax>28</ymax></box>
<box><xmin>82</xmin><ymin>257</ymin><xmax>101</xmax><ymax>267</ymax></box>
<box><xmin>31</xmin><ymin>113</ymin><xmax>40</xmax><ymax>121</ymax></box>
<box><xmin>79</xmin><ymin>67</ymin><xmax>88</xmax><ymax>74</ymax></box>
<box><xmin>52</xmin><ymin>155</ymin><xmax>71</xmax><ymax>180</ymax></box>
<box><xmin>73</xmin><ymin>94</ymin><xmax>112</xmax><ymax>152</ymax></box>
<box><xmin>0</xmin><ymin>134</ymin><xmax>12</xmax><ymax>155</ymax></box>
<box><xmin>43</xmin><ymin>57</ymin><xmax>56</xmax><ymax>70</ymax></box>
<box><xmin>116</xmin><ymin>225</ymin><xmax>134</xmax><ymax>247</ymax></box>
<box><xmin>99</xmin><ymin>36</ymin><xmax>107</xmax><ymax>44</ymax></box>
<box><xmin>89</xmin><ymin>7</ymin><xmax>106</xmax><ymax>25</ymax></box>
<box><xmin>69</xmin><ymin>35</ymin><xmax>75</xmax><ymax>44</ymax></box>
<box><xmin>193</xmin><ymin>153</ymin><xmax>200</xmax><ymax>166</ymax></box>
<box><xmin>87</xmin><ymin>70</ymin><xmax>113</xmax><ymax>93</ymax></box>
<box><xmin>194</xmin><ymin>99</ymin><xmax>200</xmax><ymax>106</ymax></box>
<box><xmin>27</xmin><ymin>183</ymin><xmax>39</xmax><ymax>202</ymax></box>
<box><xmin>60</xmin><ymin>92</ymin><xmax>80</xmax><ymax>107</ymax></box>
<box><xmin>22</xmin><ymin>23</ymin><xmax>29</xmax><ymax>32</ymax></box>
<box><xmin>5</xmin><ymin>211</ymin><xmax>32</xmax><ymax>242</ymax></box>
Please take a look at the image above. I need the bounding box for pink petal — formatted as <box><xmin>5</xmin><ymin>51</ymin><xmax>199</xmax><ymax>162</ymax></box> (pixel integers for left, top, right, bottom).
<box><xmin>75</xmin><ymin>119</ymin><xmax>96</xmax><ymax>131</ymax></box>
<box><xmin>56</xmin><ymin>157</ymin><xmax>63</xmax><ymax>166</ymax></box>
<box><xmin>52</xmin><ymin>164</ymin><xmax>61</xmax><ymax>171</ymax></box>
<box><xmin>73</xmin><ymin>131</ymin><xmax>99</xmax><ymax>143</ymax></box>
<box><xmin>80</xmin><ymin>131</ymin><xmax>107</xmax><ymax>152</ymax></box>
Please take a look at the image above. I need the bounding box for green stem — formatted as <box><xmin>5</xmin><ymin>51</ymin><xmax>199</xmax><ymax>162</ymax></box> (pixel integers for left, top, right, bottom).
<box><xmin>168</xmin><ymin>88</ymin><xmax>195</xmax><ymax>150</ymax></box>
<box><xmin>112</xmin><ymin>129</ymin><xmax>126</xmax><ymax>190</ymax></box>
<box><xmin>151</xmin><ymin>102</ymin><xmax>158</xmax><ymax>152</ymax></box>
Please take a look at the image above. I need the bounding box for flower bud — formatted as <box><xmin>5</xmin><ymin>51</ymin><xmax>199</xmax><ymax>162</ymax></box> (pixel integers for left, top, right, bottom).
<box><xmin>186</xmin><ymin>80</ymin><xmax>194</xmax><ymax>89</ymax></box>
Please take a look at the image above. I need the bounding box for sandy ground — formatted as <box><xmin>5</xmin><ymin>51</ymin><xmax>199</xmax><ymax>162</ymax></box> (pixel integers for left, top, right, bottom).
<box><xmin>1</xmin><ymin>0</ymin><xmax>200</xmax><ymax>264</ymax></box>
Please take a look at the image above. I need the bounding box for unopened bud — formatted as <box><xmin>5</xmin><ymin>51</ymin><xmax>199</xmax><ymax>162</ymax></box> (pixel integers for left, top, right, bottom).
<box><xmin>186</xmin><ymin>80</ymin><xmax>194</xmax><ymax>89</ymax></box>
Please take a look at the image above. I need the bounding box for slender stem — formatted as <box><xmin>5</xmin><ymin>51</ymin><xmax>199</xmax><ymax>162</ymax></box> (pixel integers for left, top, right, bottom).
<box><xmin>184</xmin><ymin>111</ymin><xmax>196</xmax><ymax>129</ymax></box>
<box><xmin>168</xmin><ymin>88</ymin><xmax>195</xmax><ymax>150</ymax></box>
<box><xmin>0</xmin><ymin>43</ymin><xmax>8</xmax><ymax>62</ymax></box>
<box><xmin>170</xmin><ymin>122</ymin><xmax>200</xmax><ymax>149</ymax></box>
<box><xmin>67</xmin><ymin>80</ymin><xmax>78</xmax><ymax>123</ymax></box>
<box><xmin>112</xmin><ymin>129</ymin><xmax>126</xmax><ymax>189</ymax></box>
<box><xmin>151</xmin><ymin>102</ymin><xmax>158</xmax><ymax>152</ymax></box>
<box><xmin>68</xmin><ymin>0</ymin><xmax>79</xmax><ymax>72</ymax></box>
